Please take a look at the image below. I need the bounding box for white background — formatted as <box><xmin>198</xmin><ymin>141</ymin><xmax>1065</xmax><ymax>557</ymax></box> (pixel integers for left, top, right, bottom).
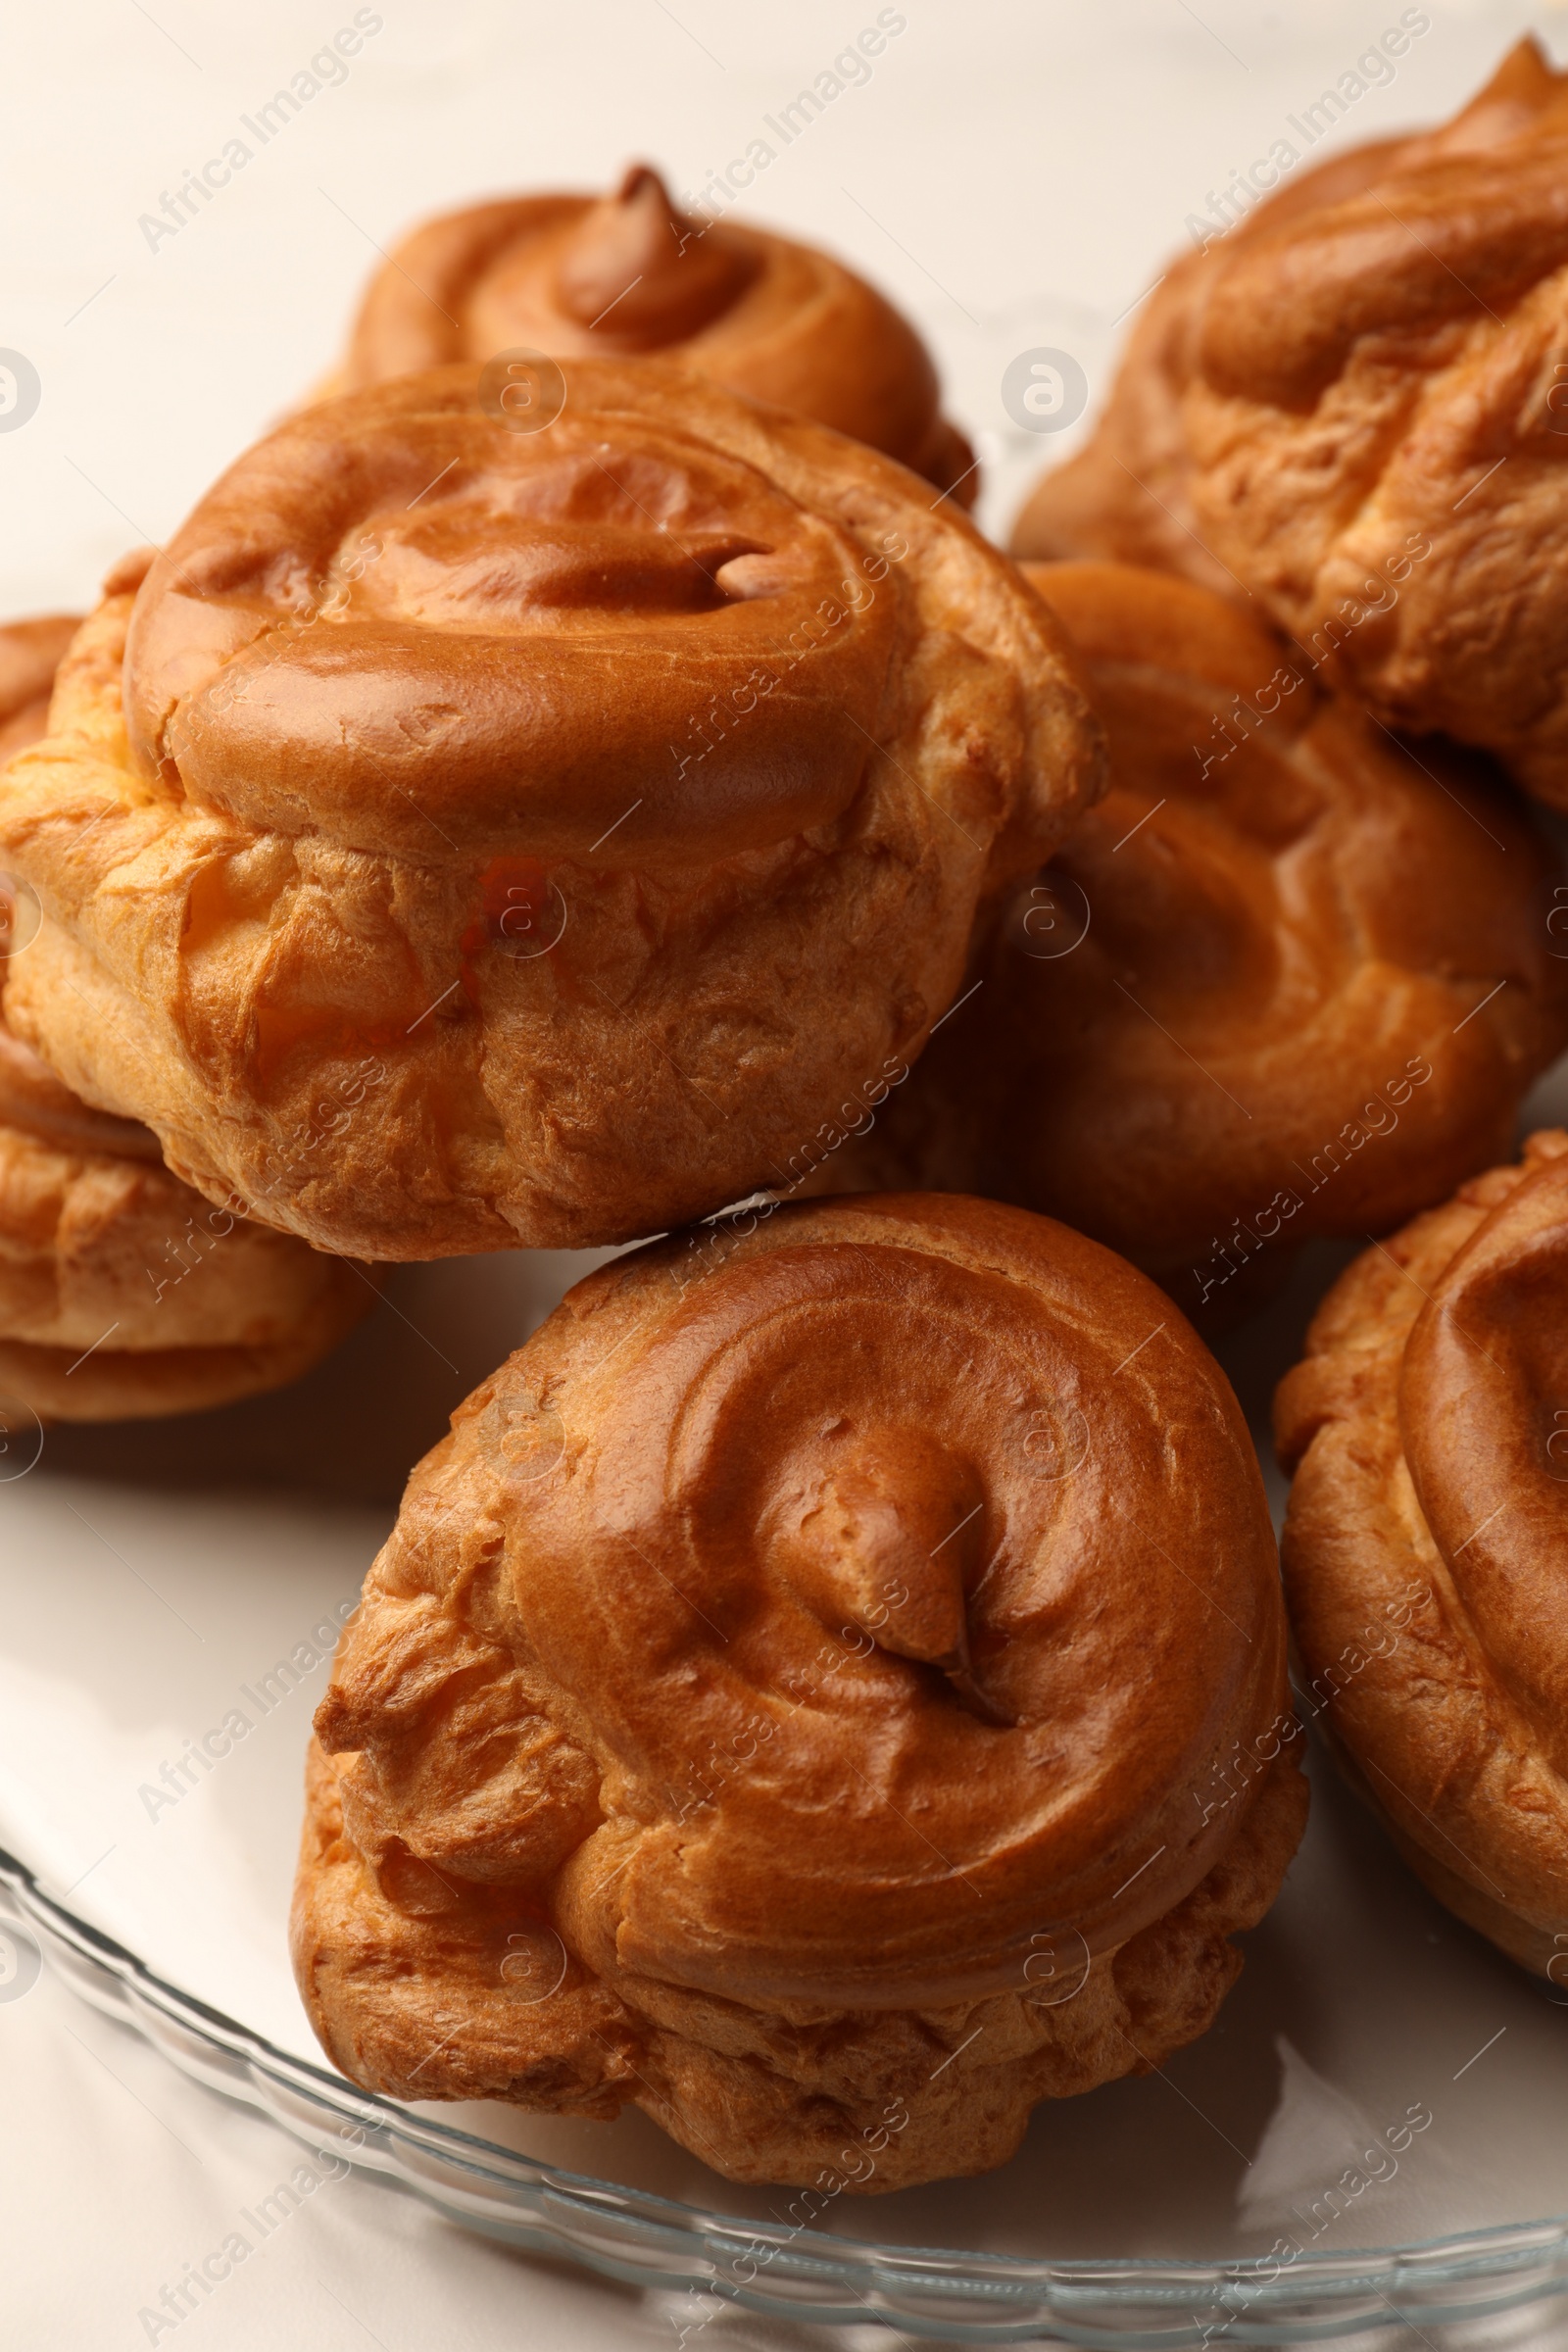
<box><xmin>3</xmin><ymin>0</ymin><xmax>1559</xmax><ymax>609</ymax></box>
<box><xmin>5</xmin><ymin>3</ymin><xmax>1568</xmax><ymax>2346</ymax></box>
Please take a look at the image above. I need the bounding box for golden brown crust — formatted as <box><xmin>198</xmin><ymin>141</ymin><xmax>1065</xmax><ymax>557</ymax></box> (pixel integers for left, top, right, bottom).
<box><xmin>334</xmin><ymin>165</ymin><xmax>976</xmax><ymax>505</ymax></box>
<box><xmin>0</xmin><ymin>612</ymin><xmax>376</xmax><ymax>1421</ymax></box>
<box><xmin>0</xmin><ymin>1086</ymin><xmax>377</xmax><ymax>1421</ymax></box>
<box><xmin>1008</xmin><ymin>132</ymin><xmax>1413</xmax><ymax>580</ymax></box>
<box><xmin>0</xmin><ymin>1017</ymin><xmax>163</xmax><ymax>1164</ymax></box>
<box><xmin>1275</xmin><ymin>1129</ymin><xmax>1568</xmax><ymax>1978</ymax></box>
<box><xmin>1010</xmin><ymin>38</ymin><xmax>1568</xmax><ymax>804</ymax></box>
<box><xmin>0</xmin><ymin>365</ymin><xmax>1101</xmax><ymax>1259</ymax></box>
<box><xmin>292</xmin><ymin>1191</ymin><xmax>1304</xmax><ymax>2188</ymax></box>
<box><xmin>0</xmin><ymin>614</ymin><xmax>78</xmax><ymax>761</ymax></box>
<box><xmin>826</xmin><ymin>561</ymin><xmax>1568</xmax><ymax>1316</ymax></box>
<box><xmin>0</xmin><ymin>1274</ymin><xmax>373</xmax><ymax>1425</ymax></box>
<box><xmin>0</xmin><ymin>1098</ymin><xmax>369</xmax><ymax>1354</ymax></box>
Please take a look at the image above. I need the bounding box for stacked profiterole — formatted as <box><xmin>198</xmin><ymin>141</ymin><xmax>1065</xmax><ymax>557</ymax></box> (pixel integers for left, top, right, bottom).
<box><xmin>293</xmin><ymin>1194</ymin><xmax>1305</xmax><ymax>2186</ymax></box>
<box><xmin>0</xmin><ymin>615</ymin><xmax>374</xmax><ymax>1420</ymax></box>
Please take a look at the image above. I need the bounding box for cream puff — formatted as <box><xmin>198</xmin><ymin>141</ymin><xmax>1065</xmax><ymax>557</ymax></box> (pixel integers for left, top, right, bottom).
<box><xmin>1013</xmin><ymin>38</ymin><xmax>1568</xmax><ymax>806</ymax></box>
<box><xmin>1276</xmin><ymin>1131</ymin><xmax>1568</xmax><ymax>1979</ymax></box>
<box><xmin>330</xmin><ymin>163</ymin><xmax>976</xmax><ymax>504</ymax></box>
<box><xmin>826</xmin><ymin>561</ymin><xmax>1568</xmax><ymax>1321</ymax></box>
<box><xmin>0</xmin><ymin>365</ymin><xmax>1100</xmax><ymax>1259</ymax></box>
<box><xmin>294</xmin><ymin>1191</ymin><xmax>1305</xmax><ymax>2189</ymax></box>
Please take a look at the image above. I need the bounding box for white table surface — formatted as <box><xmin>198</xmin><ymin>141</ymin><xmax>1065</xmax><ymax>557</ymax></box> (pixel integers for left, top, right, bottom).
<box><xmin>5</xmin><ymin>3</ymin><xmax>1568</xmax><ymax>2344</ymax></box>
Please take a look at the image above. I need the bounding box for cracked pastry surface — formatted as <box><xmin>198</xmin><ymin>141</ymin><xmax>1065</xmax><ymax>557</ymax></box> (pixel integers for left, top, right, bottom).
<box><xmin>328</xmin><ymin>162</ymin><xmax>977</xmax><ymax>505</ymax></box>
<box><xmin>0</xmin><ymin>363</ymin><xmax>1099</xmax><ymax>1260</ymax></box>
<box><xmin>0</xmin><ymin>614</ymin><xmax>374</xmax><ymax>1422</ymax></box>
<box><xmin>293</xmin><ymin>1192</ymin><xmax>1305</xmax><ymax>2190</ymax></box>
<box><xmin>1276</xmin><ymin>1131</ymin><xmax>1568</xmax><ymax>1979</ymax></box>
<box><xmin>1012</xmin><ymin>37</ymin><xmax>1568</xmax><ymax>805</ymax></box>
<box><xmin>819</xmin><ymin>561</ymin><xmax>1568</xmax><ymax>1321</ymax></box>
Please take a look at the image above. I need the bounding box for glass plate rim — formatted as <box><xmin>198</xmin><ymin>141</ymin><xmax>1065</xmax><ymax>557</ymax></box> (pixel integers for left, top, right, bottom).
<box><xmin>5</xmin><ymin>1838</ymin><xmax>1566</xmax><ymax>2347</ymax></box>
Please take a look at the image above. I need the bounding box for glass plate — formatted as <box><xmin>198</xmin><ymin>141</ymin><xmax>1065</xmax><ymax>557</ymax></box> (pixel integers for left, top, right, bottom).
<box><xmin>3</xmin><ymin>1170</ymin><xmax>1568</xmax><ymax>2349</ymax></box>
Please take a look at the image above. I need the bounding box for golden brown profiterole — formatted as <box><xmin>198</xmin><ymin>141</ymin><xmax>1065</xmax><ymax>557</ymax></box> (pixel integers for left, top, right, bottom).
<box><xmin>1276</xmin><ymin>1131</ymin><xmax>1568</xmax><ymax>1981</ymax></box>
<box><xmin>0</xmin><ymin>363</ymin><xmax>1101</xmax><ymax>1260</ymax></box>
<box><xmin>818</xmin><ymin>560</ymin><xmax>1568</xmax><ymax>1324</ymax></box>
<box><xmin>1013</xmin><ymin>37</ymin><xmax>1568</xmax><ymax>806</ymax></box>
<box><xmin>294</xmin><ymin>1192</ymin><xmax>1305</xmax><ymax>2190</ymax></box>
<box><xmin>326</xmin><ymin>161</ymin><xmax>977</xmax><ymax>506</ymax></box>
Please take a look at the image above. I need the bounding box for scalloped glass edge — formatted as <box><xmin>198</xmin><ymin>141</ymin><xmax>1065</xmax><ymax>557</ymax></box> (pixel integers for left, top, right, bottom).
<box><xmin>5</xmin><ymin>1843</ymin><xmax>1566</xmax><ymax>2349</ymax></box>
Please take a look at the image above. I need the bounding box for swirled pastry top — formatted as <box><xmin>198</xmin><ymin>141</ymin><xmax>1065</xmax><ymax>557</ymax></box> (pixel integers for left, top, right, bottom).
<box><xmin>313</xmin><ymin>1192</ymin><xmax>1288</xmax><ymax>2010</ymax></box>
<box><xmin>1195</xmin><ymin>39</ymin><xmax>1568</xmax><ymax>408</ymax></box>
<box><xmin>1399</xmin><ymin>1149</ymin><xmax>1568</xmax><ymax>1763</ymax></box>
<box><xmin>0</xmin><ymin>365</ymin><xmax>1097</xmax><ymax>1257</ymax></box>
<box><xmin>1275</xmin><ymin>1130</ymin><xmax>1568</xmax><ymax>1969</ymax></box>
<box><xmin>839</xmin><ymin>562</ymin><xmax>1568</xmax><ymax>1288</ymax></box>
<box><xmin>333</xmin><ymin>164</ymin><xmax>976</xmax><ymax>501</ymax></box>
<box><xmin>128</xmin><ymin>363</ymin><xmax>914</xmax><ymax>864</ymax></box>
<box><xmin>1006</xmin><ymin>119</ymin><xmax>1415</xmax><ymax>588</ymax></box>
<box><xmin>1014</xmin><ymin>38</ymin><xmax>1568</xmax><ymax>802</ymax></box>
